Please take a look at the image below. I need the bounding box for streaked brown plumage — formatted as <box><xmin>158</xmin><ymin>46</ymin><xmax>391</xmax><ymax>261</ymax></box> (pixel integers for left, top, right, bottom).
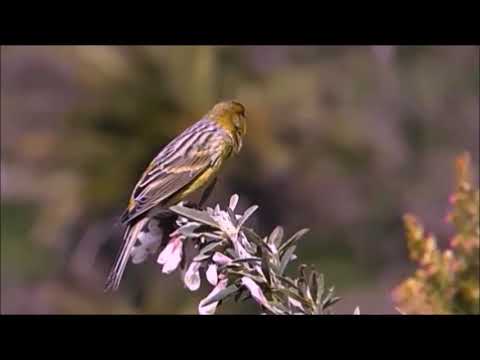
<box><xmin>104</xmin><ymin>100</ymin><xmax>247</xmax><ymax>291</ymax></box>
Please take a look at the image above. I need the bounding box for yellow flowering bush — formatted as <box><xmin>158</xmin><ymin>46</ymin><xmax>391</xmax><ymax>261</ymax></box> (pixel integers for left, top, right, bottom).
<box><xmin>393</xmin><ymin>153</ymin><xmax>479</xmax><ymax>314</ymax></box>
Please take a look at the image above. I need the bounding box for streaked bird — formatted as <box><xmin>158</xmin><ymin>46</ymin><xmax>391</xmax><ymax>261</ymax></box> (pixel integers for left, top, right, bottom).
<box><xmin>104</xmin><ymin>100</ymin><xmax>247</xmax><ymax>291</ymax></box>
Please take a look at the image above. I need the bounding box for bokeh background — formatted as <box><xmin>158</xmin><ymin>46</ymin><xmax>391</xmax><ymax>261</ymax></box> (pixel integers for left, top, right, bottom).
<box><xmin>1</xmin><ymin>45</ymin><xmax>478</xmax><ymax>314</ymax></box>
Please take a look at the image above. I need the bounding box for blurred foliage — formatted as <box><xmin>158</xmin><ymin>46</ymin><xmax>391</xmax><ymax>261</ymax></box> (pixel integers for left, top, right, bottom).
<box><xmin>393</xmin><ymin>153</ymin><xmax>480</xmax><ymax>314</ymax></box>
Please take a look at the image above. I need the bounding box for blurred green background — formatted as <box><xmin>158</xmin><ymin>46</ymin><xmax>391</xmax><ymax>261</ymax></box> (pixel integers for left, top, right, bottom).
<box><xmin>1</xmin><ymin>46</ymin><xmax>478</xmax><ymax>314</ymax></box>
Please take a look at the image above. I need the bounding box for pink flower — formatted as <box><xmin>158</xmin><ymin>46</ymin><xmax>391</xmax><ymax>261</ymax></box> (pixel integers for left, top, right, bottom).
<box><xmin>212</xmin><ymin>252</ymin><xmax>232</xmax><ymax>265</ymax></box>
<box><xmin>157</xmin><ymin>235</ymin><xmax>184</xmax><ymax>274</ymax></box>
<box><xmin>184</xmin><ymin>261</ymin><xmax>201</xmax><ymax>291</ymax></box>
<box><xmin>206</xmin><ymin>264</ymin><xmax>218</xmax><ymax>286</ymax></box>
<box><xmin>198</xmin><ymin>279</ymin><xmax>228</xmax><ymax>315</ymax></box>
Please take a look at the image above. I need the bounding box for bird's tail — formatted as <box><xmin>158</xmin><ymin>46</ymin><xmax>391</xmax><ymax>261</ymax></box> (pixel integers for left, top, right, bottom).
<box><xmin>104</xmin><ymin>217</ymin><xmax>148</xmax><ymax>292</ymax></box>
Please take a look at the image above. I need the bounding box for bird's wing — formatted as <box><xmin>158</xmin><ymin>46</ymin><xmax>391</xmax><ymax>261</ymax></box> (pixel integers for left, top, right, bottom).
<box><xmin>121</xmin><ymin>122</ymin><xmax>228</xmax><ymax>224</ymax></box>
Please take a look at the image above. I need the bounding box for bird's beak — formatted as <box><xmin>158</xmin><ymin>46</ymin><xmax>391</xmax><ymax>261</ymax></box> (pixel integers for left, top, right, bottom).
<box><xmin>234</xmin><ymin>133</ymin><xmax>243</xmax><ymax>154</ymax></box>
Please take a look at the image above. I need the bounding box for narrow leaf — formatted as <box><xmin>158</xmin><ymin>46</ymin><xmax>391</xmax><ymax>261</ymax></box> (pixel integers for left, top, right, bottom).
<box><xmin>237</xmin><ymin>205</ymin><xmax>259</xmax><ymax>229</ymax></box>
<box><xmin>169</xmin><ymin>205</ymin><xmax>219</xmax><ymax>228</ymax></box>
<box><xmin>198</xmin><ymin>241</ymin><xmax>224</xmax><ymax>256</ymax></box>
<box><xmin>323</xmin><ymin>296</ymin><xmax>341</xmax><ymax>310</ymax></box>
<box><xmin>229</xmin><ymin>270</ymin><xmax>266</xmax><ymax>284</ymax></box>
<box><xmin>278</xmin><ymin>228</ymin><xmax>310</xmax><ymax>254</ymax></box>
<box><xmin>278</xmin><ymin>287</ymin><xmax>311</xmax><ymax>308</ymax></box>
<box><xmin>243</xmin><ymin>227</ymin><xmax>272</xmax><ymax>254</ymax></box>
<box><xmin>276</xmin><ymin>274</ymin><xmax>300</xmax><ymax>290</ymax></box>
<box><xmin>176</xmin><ymin>222</ymin><xmax>202</xmax><ymax>237</ymax></box>
<box><xmin>227</xmin><ymin>208</ymin><xmax>238</xmax><ymax>227</ymax></box>
<box><xmin>321</xmin><ymin>287</ymin><xmax>338</xmax><ymax>309</ymax></box>
<box><xmin>192</xmin><ymin>253</ymin><xmax>211</xmax><ymax>262</ymax></box>
<box><xmin>231</xmin><ymin>257</ymin><xmax>262</xmax><ymax>264</ymax></box>
<box><xmin>201</xmin><ymin>284</ymin><xmax>239</xmax><ymax>307</ymax></box>
<box><xmin>310</xmin><ymin>271</ymin><xmax>318</xmax><ymax>304</ymax></box>
<box><xmin>279</xmin><ymin>245</ymin><xmax>297</xmax><ymax>275</ymax></box>
<box><xmin>260</xmin><ymin>247</ymin><xmax>272</xmax><ymax>285</ymax></box>
<box><xmin>316</xmin><ymin>273</ymin><xmax>324</xmax><ymax>308</ymax></box>
<box><xmin>268</xmin><ymin>226</ymin><xmax>284</xmax><ymax>248</ymax></box>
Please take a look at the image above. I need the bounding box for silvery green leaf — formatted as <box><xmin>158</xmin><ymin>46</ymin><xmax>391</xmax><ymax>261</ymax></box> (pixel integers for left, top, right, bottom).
<box><xmin>217</xmin><ymin>262</ymin><xmax>242</xmax><ymax>273</ymax></box>
<box><xmin>198</xmin><ymin>241</ymin><xmax>223</xmax><ymax>256</ymax></box>
<box><xmin>198</xmin><ymin>232</ymin><xmax>224</xmax><ymax>241</ymax></box>
<box><xmin>201</xmin><ymin>284</ymin><xmax>240</xmax><ymax>307</ymax></box>
<box><xmin>321</xmin><ymin>286</ymin><xmax>336</xmax><ymax>309</ymax></box>
<box><xmin>268</xmin><ymin>306</ymin><xmax>287</xmax><ymax>315</ymax></box>
<box><xmin>279</xmin><ymin>245</ymin><xmax>296</xmax><ymax>275</ymax></box>
<box><xmin>169</xmin><ymin>205</ymin><xmax>219</xmax><ymax>228</ymax></box>
<box><xmin>310</xmin><ymin>271</ymin><xmax>319</xmax><ymax>304</ymax></box>
<box><xmin>268</xmin><ymin>226</ymin><xmax>284</xmax><ymax>248</ymax></box>
<box><xmin>229</xmin><ymin>270</ymin><xmax>265</xmax><ymax>284</ymax></box>
<box><xmin>276</xmin><ymin>274</ymin><xmax>300</xmax><ymax>290</ymax></box>
<box><xmin>192</xmin><ymin>253</ymin><xmax>211</xmax><ymax>262</ymax></box>
<box><xmin>298</xmin><ymin>264</ymin><xmax>307</xmax><ymax>281</ymax></box>
<box><xmin>231</xmin><ymin>257</ymin><xmax>262</xmax><ymax>265</ymax></box>
<box><xmin>260</xmin><ymin>247</ymin><xmax>272</xmax><ymax>284</ymax></box>
<box><xmin>227</xmin><ymin>208</ymin><xmax>238</xmax><ymax>227</ymax></box>
<box><xmin>229</xmin><ymin>194</ymin><xmax>239</xmax><ymax>211</ymax></box>
<box><xmin>237</xmin><ymin>205</ymin><xmax>259</xmax><ymax>229</ymax></box>
<box><xmin>323</xmin><ymin>296</ymin><xmax>341</xmax><ymax>310</ymax></box>
<box><xmin>243</xmin><ymin>227</ymin><xmax>273</xmax><ymax>254</ymax></box>
<box><xmin>316</xmin><ymin>273</ymin><xmax>324</xmax><ymax>307</ymax></box>
<box><xmin>239</xmin><ymin>233</ymin><xmax>257</xmax><ymax>254</ymax></box>
<box><xmin>278</xmin><ymin>228</ymin><xmax>310</xmax><ymax>255</ymax></box>
<box><xmin>279</xmin><ymin>287</ymin><xmax>310</xmax><ymax>307</ymax></box>
<box><xmin>245</xmin><ymin>242</ymin><xmax>257</xmax><ymax>254</ymax></box>
<box><xmin>271</xmin><ymin>301</ymin><xmax>291</xmax><ymax>314</ymax></box>
<box><xmin>176</xmin><ymin>222</ymin><xmax>202</xmax><ymax>237</ymax></box>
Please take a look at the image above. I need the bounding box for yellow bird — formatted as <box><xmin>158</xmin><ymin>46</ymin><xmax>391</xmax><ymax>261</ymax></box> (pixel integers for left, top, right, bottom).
<box><xmin>105</xmin><ymin>100</ymin><xmax>247</xmax><ymax>291</ymax></box>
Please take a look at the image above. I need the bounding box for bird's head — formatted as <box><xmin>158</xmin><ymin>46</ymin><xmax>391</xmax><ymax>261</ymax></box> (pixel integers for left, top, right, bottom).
<box><xmin>207</xmin><ymin>100</ymin><xmax>247</xmax><ymax>154</ymax></box>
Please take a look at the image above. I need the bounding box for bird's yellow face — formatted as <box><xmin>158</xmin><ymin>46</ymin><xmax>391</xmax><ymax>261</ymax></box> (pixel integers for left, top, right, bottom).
<box><xmin>208</xmin><ymin>100</ymin><xmax>247</xmax><ymax>154</ymax></box>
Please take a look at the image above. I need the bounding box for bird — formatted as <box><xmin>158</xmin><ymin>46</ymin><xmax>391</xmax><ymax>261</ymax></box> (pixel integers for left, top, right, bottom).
<box><xmin>104</xmin><ymin>100</ymin><xmax>247</xmax><ymax>291</ymax></box>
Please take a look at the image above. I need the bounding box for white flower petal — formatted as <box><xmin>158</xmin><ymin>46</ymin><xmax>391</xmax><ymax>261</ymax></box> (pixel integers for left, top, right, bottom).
<box><xmin>206</xmin><ymin>264</ymin><xmax>218</xmax><ymax>286</ymax></box>
<box><xmin>198</xmin><ymin>279</ymin><xmax>228</xmax><ymax>315</ymax></box>
<box><xmin>157</xmin><ymin>236</ymin><xmax>183</xmax><ymax>274</ymax></box>
<box><xmin>184</xmin><ymin>261</ymin><xmax>201</xmax><ymax>291</ymax></box>
<box><xmin>212</xmin><ymin>252</ymin><xmax>232</xmax><ymax>265</ymax></box>
<box><xmin>241</xmin><ymin>277</ymin><xmax>269</xmax><ymax>307</ymax></box>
